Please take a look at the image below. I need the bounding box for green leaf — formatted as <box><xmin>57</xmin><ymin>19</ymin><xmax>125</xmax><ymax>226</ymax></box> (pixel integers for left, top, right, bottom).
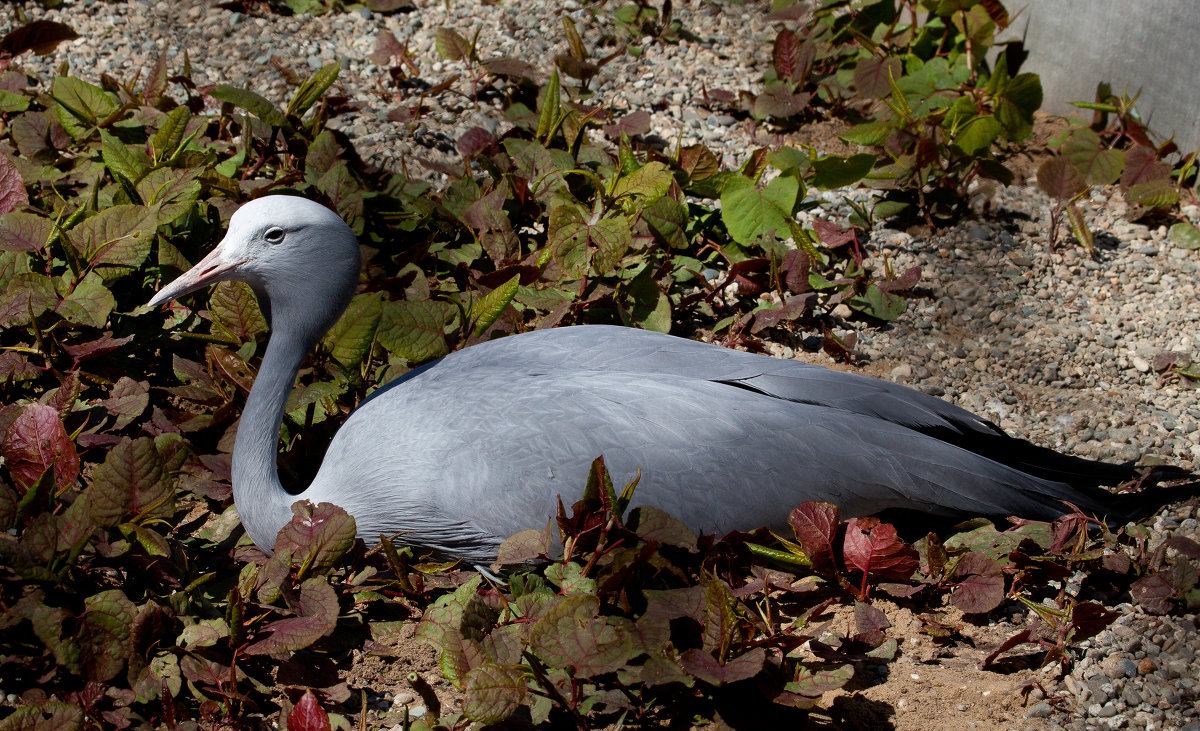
<box><xmin>210</xmin><ymin>281</ymin><xmax>268</xmax><ymax>341</ymax></box>
<box><xmin>720</xmin><ymin>175</ymin><xmax>798</xmax><ymax>245</ymax></box>
<box><xmin>0</xmin><ymin>89</ymin><xmax>30</xmax><ymax>114</ymax></box>
<box><xmin>785</xmin><ymin>663</ymin><xmax>855</xmax><ymax>697</ymax></box>
<box><xmin>68</xmin><ymin>204</ymin><xmax>158</xmax><ymax>282</ymax></box>
<box><xmin>1066</xmin><ymin>204</ymin><xmax>1093</xmax><ymax>252</ymax></box>
<box><xmin>643</xmin><ymin>196</ymin><xmax>688</xmax><ymax>249</ymax></box>
<box><xmin>536</xmin><ymin>68</ymin><xmax>562</xmax><ymax>142</ymax></box>
<box><xmin>470</xmin><ymin>275</ymin><xmax>519</xmax><ymax>336</ymax></box>
<box><xmin>1170</xmin><ymin>222</ymin><xmax>1200</xmax><ymax>250</ymax></box>
<box><xmin>1063</xmin><ymin>127</ymin><xmax>1124</xmax><ymax>186</ymax></box>
<box><xmin>55</xmin><ymin>275</ymin><xmax>115</xmax><ymax>328</ymax></box>
<box><xmin>51</xmin><ymin>76</ymin><xmax>118</xmax><ymax>138</ymax></box>
<box><xmin>435</xmin><ymin>27</ymin><xmax>471</xmax><ymax>61</ymax></box>
<box><xmin>136</xmin><ymin>167</ymin><xmax>202</xmax><ymax>226</ymax></box>
<box><xmin>995</xmin><ymin>73</ymin><xmax>1042</xmax><ymax>140</ymax></box>
<box><xmin>548</xmin><ymin>204</ymin><xmax>632</xmax><ymax>278</ymax></box>
<box><xmin>210</xmin><ymin>85</ymin><xmax>287</xmax><ymax>127</ymax></box>
<box><xmin>89</xmin><ymin>437</ymin><xmax>172</xmax><ymax>527</ymax></box>
<box><xmin>151</xmin><ymin>106</ymin><xmax>190</xmax><ymax>158</ymax></box>
<box><xmin>1128</xmin><ymin>178</ymin><xmax>1179</xmax><ymax>209</ymax></box>
<box><xmin>810</xmin><ymin>153</ymin><xmax>876</xmax><ymax>190</ymax></box>
<box><xmin>464</xmin><ymin>663</ymin><xmax>526</xmax><ymax>725</ymax></box>
<box><xmin>377</xmin><ymin>300</ymin><xmax>455</xmax><ymax>363</ymax></box>
<box><xmin>100</xmin><ymin>129</ymin><xmax>150</xmax><ymax>186</ymax></box>
<box><xmin>840</xmin><ymin>120</ymin><xmax>891</xmax><ymax>147</ymax></box>
<box><xmin>848</xmin><ymin>283</ymin><xmax>907</xmax><ymax>321</ymax></box>
<box><xmin>528</xmin><ymin>594</ymin><xmax>633</xmax><ymax>677</ymax></box>
<box><xmin>288</xmin><ymin>62</ymin><xmax>339</xmax><ymax>117</ymax></box>
<box><xmin>611</xmin><ymin>161</ymin><xmax>673</xmax><ymax>205</ymax></box>
<box><xmin>621</xmin><ymin>267</ymin><xmax>671</xmax><ymax>332</ymax></box>
<box><xmin>325</xmin><ymin>292</ymin><xmax>382</xmax><ymax>371</ymax></box>
<box><xmin>952</xmin><ymin>115</ymin><xmax>1003</xmax><ymax>156</ymax></box>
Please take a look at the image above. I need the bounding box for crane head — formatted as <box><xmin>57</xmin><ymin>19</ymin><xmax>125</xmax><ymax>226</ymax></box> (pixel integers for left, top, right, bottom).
<box><xmin>147</xmin><ymin>196</ymin><xmax>361</xmax><ymax>336</ymax></box>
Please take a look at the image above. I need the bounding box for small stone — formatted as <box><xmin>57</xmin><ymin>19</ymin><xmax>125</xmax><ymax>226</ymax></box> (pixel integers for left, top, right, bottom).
<box><xmin>1138</xmin><ymin>658</ymin><xmax>1157</xmax><ymax>674</ymax></box>
<box><xmin>1026</xmin><ymin>702</ymin><xmax>1053</xmax><ymax>718</ymax></box>
<box><xmin>1132</xmin><ymin>356</ymin><xmax>1151</xmax><ymax>373</ymax></box>
<box><xmin>1094</xmin><ymin>703</ymin><xmax>1118</xmax><ymax>718</ymax></box>
<box><xmin>1102</xmin><ymin>654</ymin><xmax>1129</xmax><ymax>679</ymax></box>
<box><xmin>832</xmin><ymin>303</ymin><xmax>853</xmax><ymax>319</ymax></box>
<box><xmin>957</xmin><ymin>704</ymin><xmax>968</xmax><ymax>712</ymax></box>
<box><xmin>890</xmin><ymin>363</ymin><xmax>913</xmax><ymax>380</ymax></box>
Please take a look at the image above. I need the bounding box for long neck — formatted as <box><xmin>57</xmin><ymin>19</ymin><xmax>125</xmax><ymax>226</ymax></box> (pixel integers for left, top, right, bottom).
<box><xmin>231</xmin><ymin>317</ymin><xmax>319</xmax><ymax>551</ymax></box>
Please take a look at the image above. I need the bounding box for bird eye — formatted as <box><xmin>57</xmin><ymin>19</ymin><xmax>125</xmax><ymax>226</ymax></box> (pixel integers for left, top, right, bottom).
<box><xmin>263</xmin><ymin>227</ymin><xmax>285</xmax><ymax>244</ymax></box>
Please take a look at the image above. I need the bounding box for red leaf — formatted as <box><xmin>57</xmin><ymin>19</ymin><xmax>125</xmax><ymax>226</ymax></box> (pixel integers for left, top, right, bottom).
<box><xmin>457</xmin><ymin>126</ymin><xmax>496</xmax><ymax>159</ymax></box>
<box><xmin>979</xmin><ymin>627</ymin><xmax>1035</xmax><ymax>670</ymax></box>
<box><xmin>1121</xmin><ymin>145</ymin><xmax>1169</xmax><ymax>188</ymax></box>
<box><xmin>842</xmin><ymin>517</ymin><xmax>919</xmax><ymax>585</ymax></box>
<box><xmin>787</xmin><ymin>501</ymin><xmax>840</xmax><ymax>570</ymax></box>
<box><xmin>274</xmin><ymin>501</ymin><xmax>357</xmax><ymax>575</ymax></box>
<box><xmin>679</xmin><ymin>647</ymin><xmax>765</xmax><ymax>686</ymax></box>
<box><xmin>812</xmin><ymin>218</ymin><xmax>854</xmax><ymax>248</ymax></box>
<box><xmin>949</xmin><ymin>552</ymin><xmax>1005</xmax><ymax>614</ymax></box>
<box><xmin>288</xmin><ymin>690</ymin><xmax>331</xmax><ymax>731</ymax></box>
<box><xmin>0</xmin><ymin>152</ymin><xmax>29</xmax><ymax>216</ymax></box>
<box><xmin>1068</xmin><ymin>602</ymin><xmax>1118</xmax><ymax>641</ymax></box>
<box><xmin>1130</xmin><ymin>573</ymin><xmax>1175</xmax><ymax>615</ymax></box>
<box><xmin>62</xmin><ymin>332</ymin><xmax>133</xmax><ymax>364</ymax></box>
<box><xmin>2</xmin><ymin>404</ymin><xmax>78</xmax><ymax>491</ymax></box>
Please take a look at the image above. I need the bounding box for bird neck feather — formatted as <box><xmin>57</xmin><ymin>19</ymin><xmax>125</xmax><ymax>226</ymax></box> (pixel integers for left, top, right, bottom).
<box><xmin>231</xmin><ymin>315</ymin><xmax>319</xmax><ymax>551</ymax></box>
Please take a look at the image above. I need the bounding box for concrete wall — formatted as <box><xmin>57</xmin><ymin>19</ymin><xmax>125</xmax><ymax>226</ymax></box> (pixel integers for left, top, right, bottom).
<box><xmin>1010</xmin><ymin>1</ymin><xmax>1200</xmax><ymax>152</ymax></box>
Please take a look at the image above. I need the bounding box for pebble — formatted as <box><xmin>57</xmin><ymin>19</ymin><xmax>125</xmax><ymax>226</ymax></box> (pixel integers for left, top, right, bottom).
<box><xmin>1026</xmin><ymin>702</ymin><xmax>1053</xmax><ymax>718</ymax></box>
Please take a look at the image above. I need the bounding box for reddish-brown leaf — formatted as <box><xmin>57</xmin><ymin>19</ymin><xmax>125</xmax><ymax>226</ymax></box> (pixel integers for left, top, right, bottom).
<box><xmin>842</xmin><ymin>517</ymin><xmax>919</xmax><ymax>582</ymax></box>
<box><xmin>0</xmin><ymin>152</ymin><xmax>29</xmax><ymax>216</ymax></box>
<box><xmin>0</xmin><ymin>20</ymin><xmax>79</xmax><ymax>57</ymax></box>
<box><xmin>949</xmin><ymin>552</ymin><xmax>1005</xmax><ymax>614</ymax></box>
<box><xmin>1036</xmin><ymin>156</ymin><xmax>1086</xmax><ymax>200</ymax></box>
<box><xmin>2</xmin><ymin>404</ymin><xmax>78</xmax><ymax>492</ymax></box>
<box><xmin>288</xmin><ymin>690</ymin><xmax>331</xmax><ymax>731</ymax></box>
<box><xmin>787</xmin><ymin>501</ymin><xmax>840</xmax><ymax>570</ymax></box>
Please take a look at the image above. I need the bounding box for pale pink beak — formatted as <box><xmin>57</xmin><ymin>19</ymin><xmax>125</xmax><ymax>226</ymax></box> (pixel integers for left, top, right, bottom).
<box><xmin>147</xmin><ymin>241</ymin><xmax>246</xmax><ymax>307</ymax></box>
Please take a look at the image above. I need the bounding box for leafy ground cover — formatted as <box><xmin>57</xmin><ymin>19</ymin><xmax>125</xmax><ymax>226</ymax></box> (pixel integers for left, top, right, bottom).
<box><xmin>0</xmin><ymin>1</ymin><xmax>1198</xmax><ymax>728</ymax></box>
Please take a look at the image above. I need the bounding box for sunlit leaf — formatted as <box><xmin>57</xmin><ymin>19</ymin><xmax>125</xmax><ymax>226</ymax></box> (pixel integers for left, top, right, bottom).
<box><xmin>464</xmin><ymin>662</ymin><xmax>526</xmax><ymax>724</ymax></box>
<box><xmin>325</xmin><ymin>292</ymin><xmax>381</xmax><ymax>371</ymax></box>
<box><xmin>287</xmin><ymin>690</ymin><xmax>332</xmax><ymax>731</ymax></box>
<box><xmin>377</xmin><ymin>299</ymin><xmax>455</xmax><ymax>363</ymax></box>
<box><xmin>55</xmin><ymin>275</ymin><xmax>115</xmax><ymax>328</ymax></box>
<box><xmin>2</xmin><ymin>403</ymin><xmax>79</xmax><ymax>491</ymax></box>
<box><xmin>469</xmin><ymin>274</ymin><xmax>519</xmax><ymax>336</ymax></box>
<box><xmin>100</xmin><ymin>129</ymin><xmax>150</xmax><ymax>186</ymax></box>
<box><xmin>51</xmin><ymin>76</ymin><xmax>118</xmax><ymax>138</ymax></box>
<box><xmin>210</xmin><ymin>85</ymin><xmax>286</xmax><ymax>127</ymax></box>
<box><xmin>210</xmin><ymin>281</ymin><xmax>267</xmax><ymax>342</ymax></box>
<box><xmin>288</xmin><ymin>62</ymin><xmax>339</xmax><ymax>118</ymax></box>
<box><xmin>720</xmin><ymin>175</ymin><xmax>797</xmax><ymax>245</ymax></box>
<box><xmin>0</xmin><ymin>211</ymin><xmax>54</xmax><ymax>252</ymax></box>
<box><xmin>89</xmin><ymin>437</ymin><xmax>172</xmax><ymax>526</ymax></box>
<box><xmin>274</xmin><ymin>501</ymin><xmax>357</xmax><ymax>575</ymax></box>
<box><xmin>245</xmin><ymin>578</ymin><xmax>339</xmax><ymax>654</ymax></box>
<box><xmin>68</xmin><ymin>204</ymin><xmax>158</xmax><ymax>281</ymax></box>
<box><xmin>0</xmin><ymin>152</ymin><xmax>29</xmax><ymax>216</ymax></box>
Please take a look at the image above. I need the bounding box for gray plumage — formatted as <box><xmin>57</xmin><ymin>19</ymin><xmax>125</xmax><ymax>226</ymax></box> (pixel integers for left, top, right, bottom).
<box><xmin>148</xmin><ymin>196</ymin><xmax>1180</xmax><ymax>565</ymax></box>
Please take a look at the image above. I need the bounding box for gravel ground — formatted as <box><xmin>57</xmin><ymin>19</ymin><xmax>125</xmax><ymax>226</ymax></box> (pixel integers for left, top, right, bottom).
<box><xmin>6</xmin><ymin>1</ymin><xmax>1200</xmax><ymax>729</ymax></box>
